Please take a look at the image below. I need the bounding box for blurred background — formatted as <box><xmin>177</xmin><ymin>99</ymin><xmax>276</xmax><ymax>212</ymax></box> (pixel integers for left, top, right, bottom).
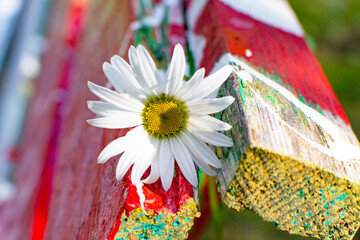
<box><xmin>0</xmin><ymin>0</ymin><xmax>359</xmax><ymax>239</ymax></box>
<box><xmin>0</xmin><ymin>0</ymin><xmax>52</xmax><ymax>203</ymax></box>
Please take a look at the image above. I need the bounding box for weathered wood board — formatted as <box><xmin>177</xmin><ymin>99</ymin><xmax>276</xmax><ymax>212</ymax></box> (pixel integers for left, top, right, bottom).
<box><xmin>0</xmin><ymin>0</ymin><xmax>199</xmax><ymax>239</ymax></box>
<box><xmin>185</xmin><ymin>0</ymin><xmax>360</xmax><ymax>239</ymax></box>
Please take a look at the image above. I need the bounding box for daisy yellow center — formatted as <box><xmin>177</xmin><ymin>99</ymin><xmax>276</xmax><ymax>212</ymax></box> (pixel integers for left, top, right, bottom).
<box><xmin>142</xmin><ymin>95</ymin><xmax>187</xmax><ymax>138</ymax></box>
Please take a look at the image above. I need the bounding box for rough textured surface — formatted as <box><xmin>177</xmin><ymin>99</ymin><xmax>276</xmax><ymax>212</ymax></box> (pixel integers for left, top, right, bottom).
<box><xmin>185</xmin><ymin>0</ymin><xmax>360</xmax><ymax>238</ymax></box>
<box><xmin>223</xmin><ymin>147</ymin><xmax>360</xmax><ymax>240</ymax></box>
<box><xmin>43</xmin><ymin>0</ymin><xmax>133</xmax><ymax>239</ymax></box>
<box><xmin>116</xmin><ymin>198</ymin><xmax>200</xmax><ymax>240</ymax></box>
<box><xmin>0</xmin><ymin>0</ymin><xmax>198</xmax><ymax>239</ymax></box>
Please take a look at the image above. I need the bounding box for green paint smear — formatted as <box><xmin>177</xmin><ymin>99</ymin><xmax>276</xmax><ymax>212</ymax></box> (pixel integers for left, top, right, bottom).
<box><xmin>238</xmin><ymin>80</ymin><xmax>246</xmax><ymax>103</ymax></box>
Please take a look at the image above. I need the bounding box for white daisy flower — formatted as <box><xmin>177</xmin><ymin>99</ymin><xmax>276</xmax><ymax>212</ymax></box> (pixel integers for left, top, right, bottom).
<box><xmin>87</xmin><ymin>44</ymin><xmax>234</xmax><ymax>191</ymax></box>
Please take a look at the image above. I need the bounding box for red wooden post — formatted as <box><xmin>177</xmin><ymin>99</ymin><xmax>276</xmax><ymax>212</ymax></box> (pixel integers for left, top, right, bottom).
<box><xmin>185</xmin><ymin>0</ymin><xmax>360</xmax><ymax>239</ymax></box>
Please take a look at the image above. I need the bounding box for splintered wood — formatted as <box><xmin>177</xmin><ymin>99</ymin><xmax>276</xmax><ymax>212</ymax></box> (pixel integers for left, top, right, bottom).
<box><xmin>185</xmin><ymin>0</ymin><xmax>360</xmax><ymax>239</ymax></box>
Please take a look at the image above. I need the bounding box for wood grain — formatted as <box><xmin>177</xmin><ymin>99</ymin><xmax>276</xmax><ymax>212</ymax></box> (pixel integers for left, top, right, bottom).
<box><xmin>185</xmin><ymin>0</ymin><xmax>360</xmax><ymax>238</ymax></box>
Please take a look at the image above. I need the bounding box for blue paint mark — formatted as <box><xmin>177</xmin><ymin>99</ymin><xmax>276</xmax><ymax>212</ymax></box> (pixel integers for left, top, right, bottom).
<box><xmin>298</xmin><ymin>190</ymin><xmax>304</xmax><ymax>197</ymax></box>
<box><xmin>185</xmin><ymin>217</ymin><xmax>190</xmax><ymax>222</ymax></box>
<box><xmin>340</xmin><ymin>213</ymin><xmax>345</xmax><ymax>218</ymax></box>
<box><xmin>304</xmin><ymin>223</ymin><xmax>310</xmax><ymax>228</ymax></box>
<box><xmin>325</xmin><ymin>221</ymin><xmax>330</xmax><ymax>226</ymax></box>
<box><xmin>321</xmin><ymin>194</ymin><xmax>325</xmax><ymax>199</ymax></box>
<box><xmin>331</xmin><ymin>190</ymin><xmax>338</xmax><ymax>194</ymax></box>
<box><xmin>292</xmin><ymin>219</ymin><xmax>297</xmax><ymax>225</ymax></box>
<box><xmin>307</xmin><ymin>212</ymin><xmax>313</xmax><ymax>217</ymax></box>
<box><xmin>335</xmin><ymin>193</ymin><xmax>348</xmax><ymax>201</ymax></box>
<box><xmin>173</xmin><ymin>221</ymin><xmax>181</xmax><ymax>227</ymax></box>
<box><xmin>324</xmin><ymin>202</ymin><xmax>329</xmax><ymax>208</ymax></box>
<box><xmin>154</xmin><ymin>214</ymin><xmax>165</xmax><ymax>222</ymax></box>
<box><xmin>325</xmin><ymin>211</ymin><xmax>330</xmax><ymax>216</ymax></box>
<box><xmin>134</xmin><ymin>222</ymin><xmax>166</xmax><ymax>237</ymax></box>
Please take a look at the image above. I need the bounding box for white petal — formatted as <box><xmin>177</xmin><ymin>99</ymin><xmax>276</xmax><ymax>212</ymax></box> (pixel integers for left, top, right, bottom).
<box><xmin>97</xmin><ymin>137</ymin><xmax>126</xmax><ymax>164</ymax></box>
<box><xmin>180</xmin><ymin>130</ymin><xmax>222</xmax><ymax>168</ymax></box>
<box><xmin>137</xmin><ymin>45</ymin><xmax>159</xmax><ymax>92</ymax></box>
<box><xmin>137</xmin><ymin>45</ymin><xmax>157</xmax><ymax>71</ymax></box>
<box><xmin>102</xmin><ymin>62</ymin><xmax>124</xmax><ymax>93</ymax></box>
<box><xmin>187</xmin><ymin>96</ymin><xmax>235</xmax><ymax>114</ymax></box>
<box><xmin>159</xmin><ymin>139</ymin><xmax>175</xmax><ymax>191</ymax></box>
<box><xmin>98</xmin><ymin>126</ymin><xmax>144</xmax><ymax>163</ymax></box>
<box><xmin>189</xmin><ymin>152</ymin><xmax>216</xmax><ymax>176</ymax></box>
<box><xmin>188</xmin><ymin>127</ymin><xmax>233</xmax><ymax>147</ymax></box>
<box><xmin>104</xmin><ymin>61</ymin><xmax>146</xmax><ymax>98</ymax></box>
<box><xmin>187</xmin><ymin>65</ymin><xmax>233</xmax><ymax>101</ymax></box>
<box><xmin>181</xmin><ymin>132</ymin><xmax>216</xmax><ymax>176</ymax></box>
<box><xmin>142</xmin><ymin>138</ymin><xmax>160</xmax><ymax>184</ymax></box>
<box><xmin>170</xmin><ymin>136</ymin><xmax>198</xmax><ymax>187</ymax></box>
<box><xmin>142</xmin><ymin>157</ymin><xmax>159</xmax><ymax>184</ymax></box>
<box><xmin>110</xmin><ymin>54</ymin><xmax>133</xmax><ymax>73</ymax></box>
<box><xmin>165</xmin><ymin>44</ymin><xmax>186</xmax><ymax>95</ymax></box>
<box><xmin>131</xmin><ymin>136</ymin><xmax>155</xmax><ymax>184</ymax></box>
<box><xmin>87</xmin><ymin>101</ymin><xmax>129</xmax><ymax>117</ymax></box>
<box><xmin>188</xmin><ymin>115</ymin><xmax>232</xmax><ymax>132</ymax></box>
<box><xmin>155</xmin><ymin>69</ymin><xmax>166</xmax><ymax>93</ymax></box>
<box><xmin>116</xmin><ymin>127</ymin><xmax>147</xmax><ymax>180</ymax></box>
<box><xmin>116</xmin><ymin>150</ymin><xmax>136</xmax><ymax>181</ymax></box>
<box><xmin>175</xmin><ymin>68</ymin><xmax>205</xmax><ymax>101</ymax></box>
<box><xmin>128</xmin><ymin>46</ymin><xmax>155</xmax><ymax>95</ymax></box>
<box><xmin>87</xmin><ymin>81</ymin><xmax>144</xmax><ymax>112</ymax></box>
<box><xmin>87</xmin><ymin>113</ymin><xmax>142</xmax><ymax>129</ymax></box>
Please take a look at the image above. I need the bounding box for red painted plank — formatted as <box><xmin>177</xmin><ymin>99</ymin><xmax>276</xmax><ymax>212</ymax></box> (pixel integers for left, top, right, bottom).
<box><xmin>187</xmin><ymin>0</ymin><xmax>348</xmax><ymax>123</ymax></box>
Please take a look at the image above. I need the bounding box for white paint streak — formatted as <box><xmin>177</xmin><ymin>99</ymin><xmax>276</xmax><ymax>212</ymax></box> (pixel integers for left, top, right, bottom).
<box><xmin>136</xmin><ymin>182</ymin><xmax>148</xmax><ymax>214</ymax></box>
<box><xmin>187</xmin><ymin>32</ymin><xmax>206</xmax><ymax>68</ymax></box>
<box><xmin>130</xmin><ymin>0</ymin><xmax>179</xmax><ymax>31</ymax></box>
<box><xmin>0</xmin><ymin>180</ymin><xmax>14</xmax><ymax>203</ymax></box>
<box><xmin>235</xmin><ymin>70</ymin><xmax>253</xmax><ymax>83</ymax></box>
<box><xmin>131</xmin><ymin>5</ymin><xmax>165</xmax><ymax>30</ymax></box>
<box><xmin>249</xmin><ymin>86</ymin><xmax>341</xmax><ymax>157</ymax></box>
<box><xmin>185</xmin><ymin>0</ymin><xmax>208</xmax><ymax>68</ymax></box>
<box><xmin>219</xmin><ymin>53</ymin><xmax>360</xmax><ymax>162</ymax></box>
<box><xmin>245</xmin><ymin>49</ymin><xmax>252</xmax><ymax>57</ymax></box>
<box><xmin>169</xmin><ymin>1</ymin><xmax>183</xmax><ymax>25</ymax></box>
<box><xmin>219</xmin><ymin>0</ymin><xmax>304</xmax><ymax>36</ymax></box>
<box><xmin>186</xmin><ymin>0</ymin><xmax>208</xmax><ymax>30</ymax></box>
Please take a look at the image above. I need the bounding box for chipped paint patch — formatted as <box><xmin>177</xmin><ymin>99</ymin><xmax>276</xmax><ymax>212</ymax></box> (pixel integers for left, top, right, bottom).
<box><xmin>115</xmin><ymin>198</ymin><xmax>200</xmax><ymax>240</ymax></box>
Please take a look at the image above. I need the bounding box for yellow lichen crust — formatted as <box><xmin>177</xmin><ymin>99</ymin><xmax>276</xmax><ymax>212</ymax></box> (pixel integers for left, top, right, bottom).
<box><xmin>114</xmin><ymin>198</ymin><xmax>200</xmax><ymax>240</ymax></box>
<box><xmin>223</xmin><ymin>148</ymin><xmax>360</xmax><ymax>240</ymax></box>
